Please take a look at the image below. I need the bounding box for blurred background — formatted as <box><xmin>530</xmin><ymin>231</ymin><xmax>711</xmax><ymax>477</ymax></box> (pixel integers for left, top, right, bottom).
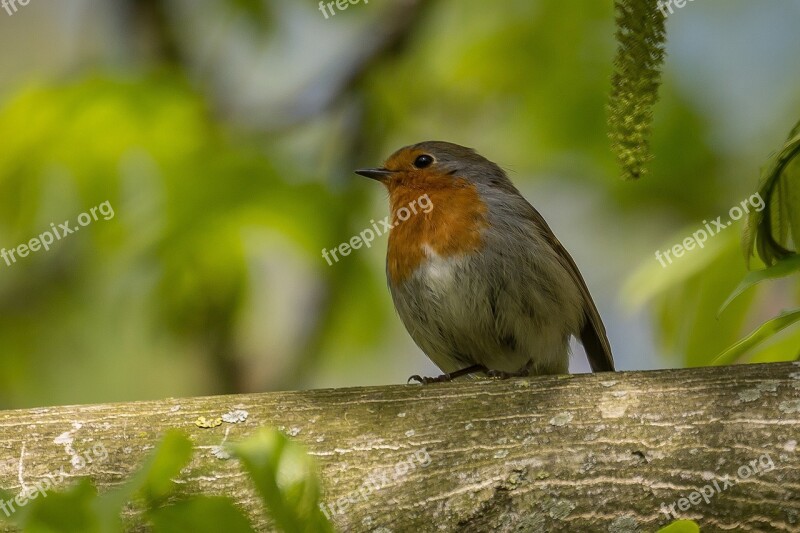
<box><xmin>1</xmin><ymin>0</ymin><xmax>799</xmax><ymax>409</ymax></box>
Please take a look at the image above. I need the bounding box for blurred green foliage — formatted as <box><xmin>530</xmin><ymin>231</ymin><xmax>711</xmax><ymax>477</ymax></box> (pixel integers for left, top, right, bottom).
<box><xmin>714</xmin><ymin>119</ymin><xmax>800</xmax><ymax>364</ymax></box>
<box><xmin>0</xmin><ymin>0</ymin><xmax>799</xmax><ymax>408</ymax></box>
<box><xmin>657</xmin><ymin>520</ymin><xmax>700</xmax><ymax>533</ymax></box>
<box><xmin>0</xmin><ymin>74</ymin><xmax>342</xmax><ymax>403</ymax></box>
<box><xmin>0</xmin><ymin>429</ymin><xmax>332</xmax><ymax>533</ymax></box>
<box><xmin>626</xmin><ymin>95</ymin><xmax>800</xmax><ymax>367</ymax></box>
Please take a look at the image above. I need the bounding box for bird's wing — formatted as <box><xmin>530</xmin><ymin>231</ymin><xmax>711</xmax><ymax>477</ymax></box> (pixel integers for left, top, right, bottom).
<box><xmin>523</xmin><ymin>205</ymin><xmax>615</xmax><ymax>372</ymax></box>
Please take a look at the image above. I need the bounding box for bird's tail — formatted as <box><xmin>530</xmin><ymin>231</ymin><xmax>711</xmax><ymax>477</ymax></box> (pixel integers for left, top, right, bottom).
<box><xmin>580</xmin><ymin>311</ymin><xmax>614</xmax><ymax>372</ymax></box>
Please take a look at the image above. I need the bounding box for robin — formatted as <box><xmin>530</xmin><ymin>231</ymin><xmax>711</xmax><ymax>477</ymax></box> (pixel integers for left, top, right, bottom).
<box><xmin>355</xmin><ymin>141</ymin><xmax>614</xmax><ymax>383</ymax></box>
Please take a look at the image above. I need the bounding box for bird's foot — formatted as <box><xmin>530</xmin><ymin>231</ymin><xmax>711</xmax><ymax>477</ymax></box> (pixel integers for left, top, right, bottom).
<box><xmin>408</xmin><ymin>364</ymin><xmax>488</xmax><ymax>385</ymax></box>
<box><xmin>485</xmin><ymin>370</ymin><xmax>518</xmax><ymax>379</ymax></box>
<box><xmin>485</xmin><ymin>362</ymin><xmax>533</xmax><ymax>380</ymax></box>
<box><xmin>407</xmin><ymin>374</ymin><xmax>452</xmax><ymax>384</ymax></box>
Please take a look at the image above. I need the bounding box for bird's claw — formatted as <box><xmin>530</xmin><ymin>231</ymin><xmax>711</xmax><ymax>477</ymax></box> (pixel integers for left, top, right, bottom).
<box><xmin>487</xmin><ymin>370</ymin><xmax>534</xmax><ymax>380</ymax></box>
<box><xmin>407</xmin><ymin>374</ymin><xmax>452</xmax><ymax>385</ymax></box>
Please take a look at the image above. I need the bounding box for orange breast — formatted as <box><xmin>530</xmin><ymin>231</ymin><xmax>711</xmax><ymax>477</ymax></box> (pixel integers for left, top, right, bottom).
<box><xmin>387</xmin><ymin>179</ymin><xmax>489</xmax><ymax>284</ymax></box>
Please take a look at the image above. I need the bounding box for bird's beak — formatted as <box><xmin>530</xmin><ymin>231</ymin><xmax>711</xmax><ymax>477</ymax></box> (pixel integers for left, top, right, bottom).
<box><xmin>354</xmin><ymin>168</ymin><xmax>394</xmax><ymax>182</ymax></box>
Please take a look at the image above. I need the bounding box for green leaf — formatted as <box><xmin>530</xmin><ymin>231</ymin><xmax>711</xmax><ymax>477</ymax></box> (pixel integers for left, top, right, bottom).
<box><xmin>749</xmin><ymin>326</ymin><xmax>800</xmax><ymax>364</ymax></box>
<box><xmin>19</xmin><ymin>479</ymin><xmax>100</xmax><ymax>533</ymax></box>
<box><xmin>0</xmin><ymin>488</ymin><xmax>14</xmax><ymax>520</ymax></box>
<box><xmin>787</xmin><ymin>149</ymin><xmax>800</xmax><ymax>251</ymax></box>
<box><xmin>3</xmin><ymin>433</ymin><xmax>192</xmax><ymax>532</ymax></box>
<box><xmin>150</xmin><ymin>496</ymin><xmax>256</xmax><ymax>533</ymax></box>
<box><xmin>744</xmin><ymin>119</ymin><xmax>800</xmax><ymax>266</ymax></box>
<box><xmin>138</xmin><ymin>431</ymin><xmax>194</xmax><ymax>503</ymax></box>
<box><xmin>1</xmin><ymin>428</ymin><xmax>338</xmax><ymax>533</ymax></box>
<box><xmin>718</xmin><ymin>254</ymin><xmax>800</xmax><ymax>315</ymax></box>
<box><xmin>657</xmin><ymin>519</ymin><xmax>701</xmax><ymax>533</ymax></box>
<box><xmin>93</xmin><ymin>430</ymin><xmax>193</xmax><ymax>532</ymax></box>
<box><xmin>712</xmin><ymin>309</ymin><xmax>800</xmax><ymax>366</ymax></box>
<box><xmin>608</xmin><ymin>0</ymin><xmax>667</xmax><ymax>180</ymax></box>
<box><xmin>231</xmin><ymin>429</ymin><xmax>333</xmax><ymax>533</ymax></box>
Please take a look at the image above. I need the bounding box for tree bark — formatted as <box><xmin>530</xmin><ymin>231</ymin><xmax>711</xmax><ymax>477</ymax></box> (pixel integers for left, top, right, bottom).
<box><xmin>1</xmin><ymin>362</ymin><xmax>799</xmax><ymax>532</ymax></box>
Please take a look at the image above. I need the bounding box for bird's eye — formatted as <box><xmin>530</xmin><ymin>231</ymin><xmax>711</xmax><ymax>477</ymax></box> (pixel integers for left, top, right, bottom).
<box><xmin>413</xmin><ymin>154</ymin><xmax>434</xmax><ymax>169</ymax></box>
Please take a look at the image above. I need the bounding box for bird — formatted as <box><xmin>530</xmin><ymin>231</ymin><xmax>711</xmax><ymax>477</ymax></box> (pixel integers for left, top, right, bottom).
<box><xmin>355</xmin><ymin>141</ymin><xmax>614</xmax><ymax>383</ymax></box>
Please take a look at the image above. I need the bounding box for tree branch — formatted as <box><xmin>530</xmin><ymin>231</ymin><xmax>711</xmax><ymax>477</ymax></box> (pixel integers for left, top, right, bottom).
<box><xmin>1</xmin><ymin>362</ymin><xmax>799</xmax><ymax>531</ymax></box>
